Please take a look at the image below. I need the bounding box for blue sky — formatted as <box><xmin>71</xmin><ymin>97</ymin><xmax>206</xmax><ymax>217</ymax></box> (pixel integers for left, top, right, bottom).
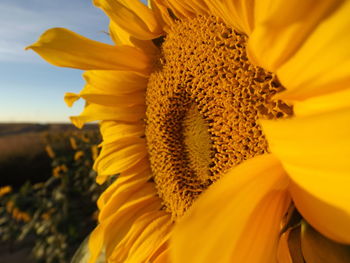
<box><xmin>0</xmin><ymin>0</ymin><xmax>114</xmax><ymax>123</ymax></box>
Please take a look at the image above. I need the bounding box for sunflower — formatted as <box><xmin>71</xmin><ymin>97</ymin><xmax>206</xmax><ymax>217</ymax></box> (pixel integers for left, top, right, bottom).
<box><xmin>28</xmin><ymin>0</ymin><xmax>350</xmax><ymax>262</ymax></box>
<box><xmin>0</xmin><ymin>185</ymin><xmax>12</xmax><ymax>197</ymax></box>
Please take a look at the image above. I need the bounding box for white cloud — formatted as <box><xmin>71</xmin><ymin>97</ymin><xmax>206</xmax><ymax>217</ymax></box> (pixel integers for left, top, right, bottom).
<box><xmin>0</xmin><ymin>1</ymin><xmax>110</xmax><ymax>63</ymax></box>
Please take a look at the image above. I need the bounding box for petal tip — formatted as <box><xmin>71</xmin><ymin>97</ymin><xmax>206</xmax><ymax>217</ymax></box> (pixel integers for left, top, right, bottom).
<box><xmin>70</xmin><ymin>116</ymin><xmax>84</xmax><ymax>129</ymax></box>
<box><xmin>64</xmin><ymin>92</ymin><xmax>80</xmax><ymax>107</ymax></box>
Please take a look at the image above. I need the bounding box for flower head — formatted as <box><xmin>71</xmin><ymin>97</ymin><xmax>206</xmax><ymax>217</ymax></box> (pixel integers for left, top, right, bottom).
<box><xmin>28</xmin><ymin>0</ymin><xmax>350</xmax><ymax>262</ymax></box>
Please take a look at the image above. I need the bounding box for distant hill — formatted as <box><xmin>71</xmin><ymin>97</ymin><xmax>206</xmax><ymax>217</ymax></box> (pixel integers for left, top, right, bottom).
<box><xmin>0</xmin><ymin>123</ymin><xmax>98</xmax><ymax>187</ymax></box>
<box><xmin>0</xmin><ymin>123</ymin><xmax>97</xmax><ymax>137</ymax></box>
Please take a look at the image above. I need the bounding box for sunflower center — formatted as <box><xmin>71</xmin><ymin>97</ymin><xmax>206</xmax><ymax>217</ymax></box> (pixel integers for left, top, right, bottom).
<box><xmin>145</xmin><ymin>15</ymin><xmax>293</xmax><ymax>219</ymax></box>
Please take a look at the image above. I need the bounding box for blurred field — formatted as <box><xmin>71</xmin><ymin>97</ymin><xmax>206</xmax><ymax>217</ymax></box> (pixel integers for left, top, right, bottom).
<box><xmin>0</xmin><ymin>123</ymin><xmax>98</xmax><ymax>187</ymax></box>
<box><xmin>0</xmin><ymin>123</ymin><xmax>105</xmax><ymax>263</ymax></box>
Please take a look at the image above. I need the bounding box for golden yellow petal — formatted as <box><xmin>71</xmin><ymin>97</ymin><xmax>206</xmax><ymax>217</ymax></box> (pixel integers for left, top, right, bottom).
<box><xmin>100</xmin><ymin>121</ymin><xmax>144</xmax><ymax>145</ymax></box>
<box><xmin>98</xmin><ymin>176</ymin><xmax>152</xmax><ymax>223</ymax></box>
<box><xmin>109</xmin><ymin>21</ymin><xmax>133</xmax><ymax>45</ymax></box>
<box><xmin>161</xmin><ymin>0</ymin><xmax>209</xmax><ymax>19</ymax></box>
<box><xmin>276</xmin><ymin>0</ymin><xmax>350</xmax><ymax>101</ymax></box>
<box><xmin>301</xmin><ymin>222</ymin><xmax>350</xmax><ymax>263</ymax></box>
<box><xmin>90</xmin><ymin>178</ymin><xmax>154</xmax><ymax>258</ymax></box>
<box><xmin>121</xmin><ymin>0</ymin><xmax>161</xmax><ymax>33</ymax></box>
<box><xmin>277</xmin><ymin>226</ymin><xmax>304</xmax><ymax>263</ymax></box>
<box><xmin>104</xmin><ymin>199</ymin><xmax>161</xmax><ymax>259</ymax></box>
<box><xmin>96</xmin><ymin>156</ymin><xmax>149</xmax><ymax>185</ymax></box>
<box><xmin>248</xmin><ymin>0</ymin><xmax>343</xmax><ymax>72</ymax></box>
<box><xmin>109</xmin><ymin>211</ymin><xmax>171</xmax><ymax>262</ymax></box>
<box><xmin>83</xmin><ymin>70</ymin><xmax>148</xmax><ymax>95</ymax></box>
<box><xmin>88</xmin><ymin>224</ymin><xmax>105</xmax><ymax>263</ymax></box>
<box><xmin>277</xmin><ymin>229</ymin><xmax>293</xmax><ymax>263</ymax></box>
<box><xmin>290</xmin><ymin>182</ymin><xmax>350</xmax><ymax>245</ymax></box>
<box><xmin>94</xmin><ymin>142</ymin><xmax>147</xmax><ymax>178</ymax></box>
<box><xmin>211</xmin><ymin>0</ymin><xmax>255</xmax><ymax>36</ymax></box>
<box><xmin>64</xmin><ymin>92</ymin><xmax>80</xmax><ymax>107</ymax></box>
<box><xmin>161</xmin><ymin>0</ymin><xmax>193</xmax><ymax>19</ymax></box>
<box><xmin>149</xmin><ymin>0</ymin><xmax>174</xmax><ymax>32</ymax></box>
<box><xmin>185</xmin><ymin>0</ymin><xmax>209</xmax><ymax>15</ymax></box>
<box><xmin>291</xmin><ymin>88</ymin><xmax>350</xmax><ymax>117</ymax></box>
<box><xmin>70</xmin><ymin>103</ymin><xmax>146</xmax><ymax>128</ymax></box>
<box><xmin>165</xmin><ymin>0</ymin><xmax>208</xmax><ymax>19</ymax></box>
<box><xmin>151</xmin><ymin>244</ymin><xmax>169</xmax><ymax>263</ymax></box>
<box><xmin>108</xmin><ymin>19</ymin><xmax>159</xmax><ymax>59</ymax></box>
<box><xmin>96</xmin><ymin>163</ymin><xmax>150</xmax><ymax>211</ymax></box>
<box><xmin>89</xmin><ymin>186</ymin><xmax>161</xmax><ymax>263</ymax></box>
<box><xmin>203</xmin><ymin>0</ymin><xmax>254</xmax><ymax>34</ymax></box>
<box><xmin>27</xmin><ymin>28</ymin><xmax>151</xmax><ymax>73</ymax></box>
<box><xmin>80</xmin><ymin>90</ymin><xmax>145</xmax><ymax>107</ymax></box>
<box><xmin>261</xmin><ymin>90</ymin><xmax>350</xmax><ymax>243</ymax></box>
<box><xmin>94</xmin><ymin>0</ymin><xmax>162</xmax><ymax>40</ymax></box>
<box><xmin>126</xmin><ymin>214</ymin><xmax>171</xmax><ymax>263</ymax></box>
<box><xmin>171</xmin><ymin>154</ymin><xmax>291</xmax><ymax>263</ymax></box>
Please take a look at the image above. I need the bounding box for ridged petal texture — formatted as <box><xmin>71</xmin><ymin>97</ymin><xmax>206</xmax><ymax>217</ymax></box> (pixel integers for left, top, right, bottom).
<box><xmin>262</xmin><ymin>88</ymin><xmax>350</xmax><ymax>244</ymax></box>
<box><xmin>89</xmin><ymin>168</ymin><xmax>172</xmax><ymax>263</ymax></box>
<box><xmin>276</xmin><ymin>0</ymin><xmax>350</xmax><ymax>101</ymax></box>
<box><xmin>277</xmin><ymin>226</ymin><xmax>304</xmax><ymax>263</ymax></box>
<box><xmin>26</xmin><ymin>28</ymin><xmax>151</xmax><ymax>74</ymax></box>
<box><xmin>171</xmin><ymin>155</ymin><xmax>291</xmax><ymax>263</ymax></box>
<box><xmin>248</xmin><ymin>0</ymin><xmax>344</xmax><ymax>73</ymax></box>
<box><xmin>204</xmin><ymin>0</ymin><xmax>254</xmax><ymax>34</ymax></box>
<box><xmin>94</xmin><ymin>0</ymin><xmax>162</xmax><ymax>40</ymax></box>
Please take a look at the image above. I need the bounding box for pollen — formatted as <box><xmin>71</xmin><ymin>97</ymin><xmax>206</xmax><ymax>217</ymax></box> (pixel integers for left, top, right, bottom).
<box><xmin>145</xmin><ymin>16</ymin><xmax>293</xmax><ymax>219</ymax></box>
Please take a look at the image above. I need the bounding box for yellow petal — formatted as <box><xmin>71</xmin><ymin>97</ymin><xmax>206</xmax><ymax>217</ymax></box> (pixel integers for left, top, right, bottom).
<box><xmin>248</xmin><ymin>0</ymin><xmax>343</xmax><ymax>72</ymax></box>
<box><xmin>70</xmin><ymin>103</ymin><xmax>146</xmax><ymax>128</ymax></box>
<box><xmin>171</xmin><ymin>154</ymin><xmax>291</xmax><ymax>263</ymax></box>
<box><xmin>72</xmin><ymin>235</ymin><xmax>101</xmax><ymax>263</ymax></box>
<box><xmin>151</xmin><ymin>245</ymin><xmax>169</xmax><ymax>263</ymax></box>
<box><xmin>83</xmin><ymin>70</ymin><xmax>148</xmax><ymax>95</ymax></box>
<box><xmin>109</xmin><ymin>211</ymin><xmax>172</xmax><ymax>262</ymax></box>
<box><xmin>64</xmin><ymin>92</ymin><xmax>80</xmax><ymax>107</ymax></box>
<box><xmin>160</xmin><ymin>0</ymin><xmax>190</xmax><ymax>19</ymax></box>
<box><xmin>94</xmin><ymin>0</ymin><xmax>161</xmax><ymax>40</ymax></box>
<box><xmin>97</xmin><ymin>171</ymin><xmax>150</xmax><ymax>219</ymax></box>
<box><xmin>126</xmin><ymin>214</ymin><xmax>171</xmax><ymax>263</ymax></box>
<box><xmin>186</xmin><ymin>0</ymin><xmax>209</xmax><ymax>15</ymax></box>
<box><xmin>96</xmin><ymin>161</ymin><xmax>150</xmax><ymax>211</ymax></box>
<box><xmin>80</xmin><ymin>90</ymin><xmax>145</xmax><ymax>107</ymax></box>
<box><xmin>96</xmin><ymin>156</ymin><xmax>149</xmax><ymax>185</ymax></box>
<box><xmin>100</xmin><ymin>121</ymin><xmax>144</xmax><ymax>145</ymax></box>
<box><xmin>150</xmin><ymin>0</ymin><xmax>175</xmax><ymax>32</ymax></box>
<box><xmin>261</xmin><ymin>90</ymin><xmax>350</xmax><ymax>243</ymax></box>
<box><xmin>277</xmin><ymin>0</ymin><xmax>350</xmax><ymax>101</ymax></box>
<box><xmin>108</xmin><ymin>17</ymin><xmax>159</xmax><ymax>55</ymax></box>
<box><xmin>301</xmin><ymin>222</ymin><xmax>350</xmax><ymax>263</ymax></box>
<box><xmin>277</xmin><ymin>229</ymin><xmax>293</xmax><ymax>263</ymax></box>
<box><xmin>165</xmin><ymin>0</ymin><xmax>200</xmax><ymax>19</ymax></box>
<box><xmin>133</xmin><ymin>37</ymin><xmax>159</xmax><ymax>55</ymax></box>
<box><xmin>89</xmin><ymin>186</ymin><xmax>161</xmax><ymax>263</ymax></box>
<box><xmin>290</xmin><ymin>182</ymin><xmax>350</xmax><ymax>245</ymax></box>
<box><xmin>204</xmin><ymin>0</ymin><xmax>254</xmax><ymax>34</ymax></box>
<box><xmin>166</xmin><ymin>0</ymin><xmax>209</xmax><ymax>17</ymax></box>
<box><xmin>94</xmin><ymin>142</ymin><xmax>147</xmax><ymax>178</ymax></box>
<box><xmin>290</xmin><ymin>87</ymin><xmax>350</xmax><ymax>117</ymax></box>
<box><xmin>103</xmin><ymin>196</ymin><xmax>161</xmax><ymax>259</ymax></box>
<box><xmin>109</xmin><ymin>21</ymin><xmax>133</xmax><ymax>45</ymax></box>
<box><xmin>27</xmin><ymin>28</ymin><xmax>151</xmax><ymax>74</ymax></box>
<box><xmin>277</xmin><ymin>226</ymin><xmax>304</xmax><ymax>263</ymax></box>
